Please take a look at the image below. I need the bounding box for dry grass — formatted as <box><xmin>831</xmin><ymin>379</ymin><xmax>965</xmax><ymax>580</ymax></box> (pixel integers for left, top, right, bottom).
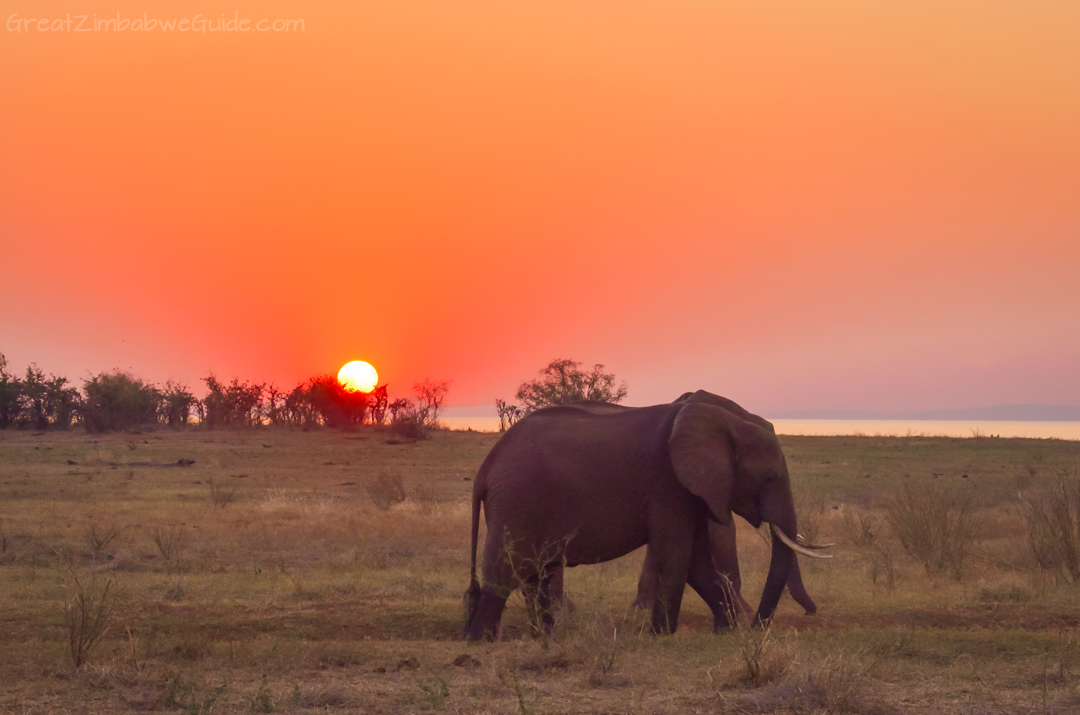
<box><xmin>1</xmin><ymin>427</ymin><xmax>1079</xmax><ymax>713</ymax></box>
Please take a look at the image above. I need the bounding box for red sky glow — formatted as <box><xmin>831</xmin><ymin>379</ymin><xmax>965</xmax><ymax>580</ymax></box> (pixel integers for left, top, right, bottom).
<box><xmin>2</xmin><ymin>1</ymin><xmax>1078</xmax><ymax>413</ymax></box>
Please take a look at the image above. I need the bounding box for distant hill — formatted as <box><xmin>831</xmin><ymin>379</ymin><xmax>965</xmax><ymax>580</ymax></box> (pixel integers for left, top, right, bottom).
<box><xmin>768</xmin><ymin>404</ymin><xmax>1080</xmax><ymax>421</ymax></box>
<box><xmin>441</xmin><ymin>405</ymin><xmax>498</xmax><ymax>418</ymax></box>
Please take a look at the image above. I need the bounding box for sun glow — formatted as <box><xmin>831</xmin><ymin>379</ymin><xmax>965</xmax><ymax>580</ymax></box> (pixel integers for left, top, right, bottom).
<box><xmin>337</xmin><ymin>360</ymin><xmax>378</xmax><ymax>393</ymax></box>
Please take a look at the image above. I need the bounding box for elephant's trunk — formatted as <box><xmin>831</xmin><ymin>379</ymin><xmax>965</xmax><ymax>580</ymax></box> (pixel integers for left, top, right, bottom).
<box><xmin>753</xmin><ymin>520</ymin><xmax>797</xmax><ymax>627</ymax></box>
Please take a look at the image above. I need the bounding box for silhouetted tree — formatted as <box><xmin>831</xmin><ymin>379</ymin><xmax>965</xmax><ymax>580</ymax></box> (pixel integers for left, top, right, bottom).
<box><xmin>47</xmin><ymin>374</ymin><xmax>80</xmax><ymax>429</ymax></box>
<box><xmin>387</xmin><ymin>397</ymin><xmax>411</xmax><ymax>424</ymax></box>
<box><xmin>515</xmin><ymin>358</ymin><xmax>627</xmax><ymax>412</ymax></box>
<box><xmin>495</xmin><ymin>398</ymin><xmax>526</xmax><ymax>431</ymax></box>
<box><xmin>413</xmin><ymin>378</ymin><xmax>451</xmax><ymax>428</ymax></box>
<box><xmin>284</xmin><ymin>381</ymin><xmax>318</xmax><ymax>427</ymax></box>
<box><xmin>15</xmin><ymin>364</ymin><xmax>80</xmax><ymax>430</ymax></box>
<box><xmin>82</xmin><ymin>372</ymin><xmax>161</xmax><ymax>432</ymax></box>
<box><xmin>261</xmin><ymin>385</ymin><xmax>288</xmax><ymax>426</ymax></box>
<box><xmin>494</xmin><ymin>358</ymin><xmax>628</xmax><ymax>430</ymax></box>
<box><xmin>159</xmin><ymin>380</ymin><xmax>197</xmax><ymax>427</ymax></box>
<box><xmin>0</xmin><ymin>354</ymin><xmax>22</xmax><ymax>429</ymax></box>
<box><xmin>367</xmin><ymin>385</ymin><xmax>389</xmax><ymax>425</ymax></box>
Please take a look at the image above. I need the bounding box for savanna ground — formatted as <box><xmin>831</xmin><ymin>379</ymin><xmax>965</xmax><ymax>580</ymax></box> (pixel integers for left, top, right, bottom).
<box><xmin>1</xmin><ymin>427</ymin><xmax>1078</xmax><ymax>714</ymax></box>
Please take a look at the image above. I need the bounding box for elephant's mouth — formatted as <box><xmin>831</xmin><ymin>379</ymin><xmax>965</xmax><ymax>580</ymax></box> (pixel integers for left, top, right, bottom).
<box><xmin>769</xmin><ymin>524</ymin><xmax>833</xmax><ymax>559</ymax></box>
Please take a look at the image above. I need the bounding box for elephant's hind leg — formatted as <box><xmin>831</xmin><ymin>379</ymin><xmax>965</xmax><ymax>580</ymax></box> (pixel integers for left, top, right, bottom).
<box><xmin>686</xmin><ymin>525</ymin><xmax>737</xmax><ymax>632</ymax></box>
<box><xmin>464</xmin><ymin>588</ymin><xmax>507</xmax><ymax>641</ymax></box>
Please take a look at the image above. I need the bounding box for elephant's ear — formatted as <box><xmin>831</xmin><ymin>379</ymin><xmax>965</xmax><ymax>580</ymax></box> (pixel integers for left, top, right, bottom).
<box><xmin>668</xmin><ymin>402</ymin><xmax>740</xmax><ymax>525</ymax></box>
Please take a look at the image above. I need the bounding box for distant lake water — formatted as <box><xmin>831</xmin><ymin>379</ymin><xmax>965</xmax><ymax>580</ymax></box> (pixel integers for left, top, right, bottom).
<box><xmin>440</xmin><ymin>416</ymin><xmax>1080</xmax><ymax>440</ymax></box>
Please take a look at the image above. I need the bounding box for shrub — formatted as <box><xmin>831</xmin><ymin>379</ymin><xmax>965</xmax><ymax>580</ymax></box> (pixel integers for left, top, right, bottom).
<box><xmin>1020</xmin><ymin>471</ymin><xmax>1080</xmax><ymax>584</ymax></box>
<box><xmin>883</xmin><ymin>483</ymin><xmax>984</xmax><ymax>581</ymax></box>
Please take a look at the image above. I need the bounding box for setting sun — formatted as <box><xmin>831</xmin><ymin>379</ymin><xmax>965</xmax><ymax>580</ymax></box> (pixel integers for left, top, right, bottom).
<box><xmin>337</xmin><ymin>360</ymin><xmax>378</xmax><ymax>393</ymax></box>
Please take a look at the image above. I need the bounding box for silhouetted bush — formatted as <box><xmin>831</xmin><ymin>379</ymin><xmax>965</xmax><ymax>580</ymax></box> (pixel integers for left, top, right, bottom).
<box><xmin>202</xmin><ymin>375</ymin><xmax>264</xmax><ymax>428</ymax></box>
<box><xmin>81</xmin><ymin>371</ymin><xmax>160</xmax><ymax>433</ymax></box>
<box><xmin>305</xmin><ymin>374</ymin><xmax>368</xmax><ymax>428</ymax></box>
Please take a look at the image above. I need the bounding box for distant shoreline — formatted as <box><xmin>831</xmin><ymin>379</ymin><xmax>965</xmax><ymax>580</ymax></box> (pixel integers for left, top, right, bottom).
<box><xmin>440</xmin><ymin>415</ymin><xmax>1080</xmax><ymax>440</ymax></box>
<box><xmin>442</xmin><ymin>403</ymin><xmax>1080</xmax><ymax>422</ymax></box>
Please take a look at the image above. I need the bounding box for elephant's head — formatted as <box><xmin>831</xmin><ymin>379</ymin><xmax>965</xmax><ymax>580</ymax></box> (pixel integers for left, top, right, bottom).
<box><xmin>668</xmin><ymin>401</ymin><xmax>828</xmax><ymax>624</ymax></box>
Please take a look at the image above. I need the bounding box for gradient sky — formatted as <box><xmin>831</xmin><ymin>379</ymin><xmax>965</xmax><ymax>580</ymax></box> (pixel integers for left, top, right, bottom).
<box><xmin>2</xmin><ymin>1</ymin><xmax>1078</xmax><ymax>413</ymax></box>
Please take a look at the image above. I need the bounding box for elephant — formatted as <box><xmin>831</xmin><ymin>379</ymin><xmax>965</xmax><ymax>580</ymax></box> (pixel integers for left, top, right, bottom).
<box><xmin>463</xmin><ymin>392</ymin><xmax>831</xmax><ymax>641</ymax></box>
<box><xmin>555</xmin><ymin>393</ymin><xmax>821</xmax><ymax>618</ymax></box>
<box><xmin>633</xmin><ymin>391</ymin><xmax>822</xmax><ymax>616</ymax></box>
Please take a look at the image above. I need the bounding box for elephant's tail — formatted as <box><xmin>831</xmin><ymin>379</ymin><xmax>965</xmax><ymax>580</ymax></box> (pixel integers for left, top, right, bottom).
<box><xmin>469</xmin><ymin>483</ymin><xmax>482</xmax><ymax>587</ymax></box>
<box><xmin>463</xmin><ymin>474</ymin><xmax>484</xmax><ymax>628</ymax></box>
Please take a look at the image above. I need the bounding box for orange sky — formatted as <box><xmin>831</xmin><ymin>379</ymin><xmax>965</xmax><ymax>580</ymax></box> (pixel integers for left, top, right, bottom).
<box><xmin>2</xmin><ymin>1</ymin><xmax>1078</xmax><ymax>412</ymax></box>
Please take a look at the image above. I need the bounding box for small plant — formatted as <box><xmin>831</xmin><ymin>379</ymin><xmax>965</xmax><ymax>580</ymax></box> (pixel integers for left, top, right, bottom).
<box><xmin>252</xmin><ymin>674</ymin><xmax>275</xmax><ymax>713</ymax></box>
<box><xmin>414</xmin><ymin>675</ymin><xmax>451</xmax><ymax>710</ymax></box>
<box><xmin>839</xmin><ymin>509</ymin><xmax>879</xmax><ymax>547</ymax></box>
<box><xmin>729</xmin><ymin>622</ymin><xmax>795</xmax><ymax>686</ymax></box>
<box><xmin>411</xmin><ymin>483</ymin><xmax>437</xmax><ymax>515</ymax></box>
<box><xmin>793</xmin><ymin>651</ymin><xmax>879</xmax><ymax>713</ymax></box>
<box><xmin>208</xmin><ymin>478</ymin><xmax>237</xmax><ymax>509</ymax></box>
<box><xmin>165</xmin><ymin>672</ymin><xmax>228</xmax><ymax>714</ymax></box>
<box><xmin>148</xmin><ymin>523</ymin><xmax>187</xmax><ymax>568</ymax></box>
<box><xmin>83</xmin><ymin>518</ymin><xmax>123</xmax><ymax>555</ymax></box>
<box><xmin>868</xmin><ymin>542</ymin><xmax>899</xmax><ymax>592</ymax></box>
<box><xmin>366</xmin><ymin>471</ymin><xmax>406</xmax><ymax>510</ymax></box>
<box><xmin>61</xmin><ymin>560</ymin><xmax>118</xmax><ymax>668</ymax></box>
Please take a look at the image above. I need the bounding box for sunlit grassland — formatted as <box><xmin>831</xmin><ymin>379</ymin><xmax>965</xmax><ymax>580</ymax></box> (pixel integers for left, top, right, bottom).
<box><xmin>1</xmin><ymin>428</ymin><xmax>1078</xmax><ymax>714</ymax></box>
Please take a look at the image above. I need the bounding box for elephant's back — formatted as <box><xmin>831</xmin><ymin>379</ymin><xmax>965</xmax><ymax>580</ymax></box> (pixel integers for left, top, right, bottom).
<box><xmin>479</xmin><ymin>403</ymin><xmax>679</xmax><ymax>562</ymax></box>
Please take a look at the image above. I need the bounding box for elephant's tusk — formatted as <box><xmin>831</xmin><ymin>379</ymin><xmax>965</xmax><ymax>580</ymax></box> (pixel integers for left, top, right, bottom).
<box><xmin>773</xmin><ymin>525</ymin><xmax>832</xmax><ymax>559</ymax></box>
<box><xmin>796</xmin><ymin>534</ymin><xmax>835</xmax><ymax>549</ymax></box>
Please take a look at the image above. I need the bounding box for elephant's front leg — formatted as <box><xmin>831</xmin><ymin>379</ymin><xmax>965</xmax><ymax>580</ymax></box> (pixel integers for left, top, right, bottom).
<box><xmin>647</xmin><ymin>532</ymin><xmax>693</xmax><ymax>634</ymax></box>
<box><xmin>632</xmin><ymin>546</ymin><xmax>660</xmax><ymax>610</ymax></box>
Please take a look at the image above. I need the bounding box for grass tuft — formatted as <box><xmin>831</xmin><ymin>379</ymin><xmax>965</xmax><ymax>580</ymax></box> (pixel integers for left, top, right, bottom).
<box><xmin>366</xmin><ymin>471</ymin><xmax>407</xmax><ymax>510</ymax></box>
